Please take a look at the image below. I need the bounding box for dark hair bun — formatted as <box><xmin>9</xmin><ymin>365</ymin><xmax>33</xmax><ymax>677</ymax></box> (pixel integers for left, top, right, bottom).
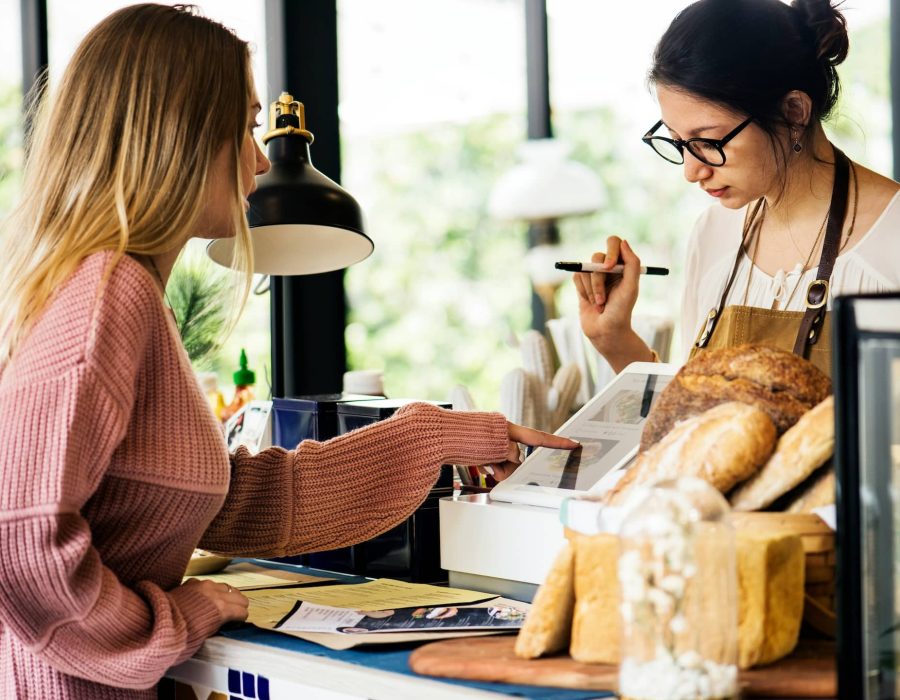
<box><xmin>791</xmin><ymin>0</ymin><xmax>849</xmax><ymax>66</ymax></box>
<box><xmin>650</xmin><ymin>0</ymin><xmax>848</xmax><ymax>126</ymax></box>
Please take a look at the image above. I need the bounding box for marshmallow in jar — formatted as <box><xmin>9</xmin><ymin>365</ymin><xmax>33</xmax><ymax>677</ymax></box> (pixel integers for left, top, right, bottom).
<box><xmin>617</xmin><ymin>476</ymin><xmax>739</xmax><ymax>700</ymax></box>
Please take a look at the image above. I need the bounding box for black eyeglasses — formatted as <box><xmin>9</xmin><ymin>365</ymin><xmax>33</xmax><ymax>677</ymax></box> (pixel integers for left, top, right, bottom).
<box><xmin>642</xmin><ymin>116</ymin><xmax>753</xmax><ymax>167</ymax></box>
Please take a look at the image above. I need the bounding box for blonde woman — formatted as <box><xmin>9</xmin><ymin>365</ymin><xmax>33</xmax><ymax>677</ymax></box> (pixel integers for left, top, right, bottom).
<box><xmin>0</xmin><ymin>5</ymin><xmax>576</xmax><ymax>698</ymax></box>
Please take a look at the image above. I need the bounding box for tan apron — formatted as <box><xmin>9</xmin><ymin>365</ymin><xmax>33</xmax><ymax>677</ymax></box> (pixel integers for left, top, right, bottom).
<box><xmin>689</xmin><ymin>305</ymin><xmax>832</xmax><ymax>376</ymax></box>
<box><xmin>688</xmin><ymin>146</ymin><xmax>851</xmax><ymax>379</ymax></box>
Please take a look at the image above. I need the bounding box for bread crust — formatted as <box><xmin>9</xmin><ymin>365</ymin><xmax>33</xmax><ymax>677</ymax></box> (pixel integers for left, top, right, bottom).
<box><xmin>730</xmin><ymin>396</ymin><xmax>834</xmax><ymax>512</ymax></box>
<box><xmin>641</xmin><ymin>344</ymin><xmax>831</xmax><ymax>452</ymax></box>
<box><xmin>609</xmin><ymin>401</ymin><xmax>776</xmax><ymax>504</ymax></box>
<box><xmin>785</xmin><ymin>464</ymin><xmax>836</xmax><ymax>514</ymax></box>
<box><xmin>684</xmin><ymin>345</ymin><xmax>831</xmax><ymax>404</ymax></box>
<box><xmin>569</xmin><ymin>532</ymin><xmax>620</xmax><ymax>664</ymax></box>
<box><xmin>514</xmin><ymin>543</ymin><xmax>575</xmax><ymax>659</ymax></box>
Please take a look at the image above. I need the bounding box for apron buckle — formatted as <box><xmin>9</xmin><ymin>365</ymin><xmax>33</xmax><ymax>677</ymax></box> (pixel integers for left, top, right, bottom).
<box><xmin>807</xmin><ymin>311</ymin><xmax>825</xmax><ymax>345</ymax></box>
<box><xmin>695</xmin><ymin>308</ymin><xmax>718</xmax><ymax>348</ymax></box>
<box><xmin>805</xmin><ymin>279</ymin><xmax>829</xmax><ymax>310</ymax></box>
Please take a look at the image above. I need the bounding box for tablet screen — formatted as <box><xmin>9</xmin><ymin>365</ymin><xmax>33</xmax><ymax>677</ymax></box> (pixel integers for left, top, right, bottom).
<box><xmin>496</xmin><ymin>368</ymin><xmax>674</xmax><ymax>493</ymax></box>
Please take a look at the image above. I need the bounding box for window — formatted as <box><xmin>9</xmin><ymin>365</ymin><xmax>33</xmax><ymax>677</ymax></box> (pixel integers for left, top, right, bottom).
<box><xmin>339</xmin><ymin>0</ymin><xmax>529</xmax><ymax>408</ymax></box>
<box><xmin>0</xmin><ymin>0</ymin><xmax>23</xmax><ymax>217</ymax></box>
<box><xmin>826</xmin><ymin>3</ymin><xmax>890</xmax><ymax>173</ymax></box>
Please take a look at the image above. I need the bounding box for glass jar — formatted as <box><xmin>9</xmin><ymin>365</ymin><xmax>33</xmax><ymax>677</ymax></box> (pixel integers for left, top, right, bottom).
<box><xmin>617</xmin><ymin>476</ymin><xmax>738</xmax><ymax>700</ymax></box>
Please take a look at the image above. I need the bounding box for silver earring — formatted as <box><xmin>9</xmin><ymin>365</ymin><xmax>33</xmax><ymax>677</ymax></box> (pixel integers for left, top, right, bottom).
<box><xmin>792</xmin><ymin>129</ymin><xmax>803</xmax><ymax>153</ymax></box>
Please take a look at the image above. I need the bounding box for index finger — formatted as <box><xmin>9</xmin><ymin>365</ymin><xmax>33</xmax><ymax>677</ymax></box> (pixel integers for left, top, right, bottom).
<box><xmin>508</xmin><ymin>423</ymin><xmax>580</xmax><ymax>450</ymax></box>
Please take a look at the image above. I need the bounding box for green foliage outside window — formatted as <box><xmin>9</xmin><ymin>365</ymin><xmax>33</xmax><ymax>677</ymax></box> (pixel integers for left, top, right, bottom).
<box><xmin>167</xmin><ymin>250</ymin><xmax>230</xmax><ymax>370</ymax></box>
<box><xmin>0</xmin><ymin>85</ymin><xmax>22</xmax><ymax>215</ymax></box>
<box><xmin>343</xmin><ymin>106</ymin><xmax>702</xmax><ymax>410</ymax></box>
<box><xmin>176</xmin><ymin>240</ymin><xmax>272</xmax><ymax>399</ymax></box>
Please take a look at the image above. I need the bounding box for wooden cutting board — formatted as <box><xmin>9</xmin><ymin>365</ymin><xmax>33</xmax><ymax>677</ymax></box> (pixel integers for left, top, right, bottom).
<box><xmin>409</xmin><ymin>637</ymin><xmax>836</xmax><ymax>697</ymax></box>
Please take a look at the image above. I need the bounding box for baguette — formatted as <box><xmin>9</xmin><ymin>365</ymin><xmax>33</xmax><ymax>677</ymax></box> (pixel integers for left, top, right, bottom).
<box><xmin>730</xmin><ymin>396</ymin><xmax>834</xmax><ymax>511</ymax></box>
<box><xmin>609</xmin><ymin>401</ymin><xmax>776</xmax><ymax>504</ymax></box>
<box><xmin>785</xmin><ymin>465</ymin><xmax>835</xmax><ymax>514</ymax></box>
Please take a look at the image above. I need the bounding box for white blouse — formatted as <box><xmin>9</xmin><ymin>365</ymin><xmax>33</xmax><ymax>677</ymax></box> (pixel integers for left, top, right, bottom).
<box><xmin>679</xmin><ymin>192</ymin><xmax>900</xmax><ymax>361</ymax></box>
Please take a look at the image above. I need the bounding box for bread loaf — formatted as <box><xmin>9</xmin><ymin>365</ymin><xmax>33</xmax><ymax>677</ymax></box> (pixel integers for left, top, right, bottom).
<box><xmin>569</xmin><ymin>532</ymin><xmax>620</xmax><ymax>664</ymax></box>
<box><xmin>563</xmin><ymin>528</ymin><xmax>804</xmax><ymax>669</ymax></box>
<box><xmin>736</xmin><ymin>530</ymin><xmax>805</xmax><ymax>668</ymax></box>
<box><xmin>608</xmin><ymin>401</ymin><xmax>776</xmax><ymax>504</ymax></box>
<box><xmin>514</xmin><ymin>542</ymin><xmax>575</xmax><ymax>659</ymax></box>
<box><xmin>731</xmin><ymin>396</ymin><xmax>834</xmax><ymax>511</ymax></box>
<box><xmin>785</xmin><ymin>465</ymin><xmax>835</xmax><ymax>514</ymax></box>
<box><xmin>641</xmin><ymin>345</ymin><xmax>831</xmax><ymax>452</ymax></box>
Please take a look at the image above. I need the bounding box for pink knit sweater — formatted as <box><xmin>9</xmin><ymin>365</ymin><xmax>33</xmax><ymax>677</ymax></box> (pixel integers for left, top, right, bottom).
<box><xmin>0</xmin><ymin>251</ymin><xmax>509</xmax><ymax>699</ymax></box>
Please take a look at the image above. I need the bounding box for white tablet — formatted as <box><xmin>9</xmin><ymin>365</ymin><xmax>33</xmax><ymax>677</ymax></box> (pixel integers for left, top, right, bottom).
<box><xmin>489</xmin><ymin>361</ymin><xmax>678</xmax><ymax>509</ymax></box>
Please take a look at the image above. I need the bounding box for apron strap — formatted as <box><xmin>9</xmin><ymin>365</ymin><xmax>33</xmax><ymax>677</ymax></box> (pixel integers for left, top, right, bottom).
<box><xmin>694</xmin><ymin>198</ymin><xmax>764</xmax><ymax>349</ymax></box>
<box><xmin>792</xmin><ymin>146</ymin><xmax>850</xmax><ymax>357</ymax></box>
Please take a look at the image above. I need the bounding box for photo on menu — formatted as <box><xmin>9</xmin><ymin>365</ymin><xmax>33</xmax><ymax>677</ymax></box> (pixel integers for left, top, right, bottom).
<box><xmin>337</xmin><ymin>604</ymin><xmax>525</xmax><ymax>634</ymax></box>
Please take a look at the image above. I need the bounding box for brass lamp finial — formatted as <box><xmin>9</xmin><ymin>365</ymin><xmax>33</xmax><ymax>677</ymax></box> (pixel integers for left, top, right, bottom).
<box><xmin>262</xmin><ymin>91</ymin><xmax>314</xmax><ymax>145</ymax></box>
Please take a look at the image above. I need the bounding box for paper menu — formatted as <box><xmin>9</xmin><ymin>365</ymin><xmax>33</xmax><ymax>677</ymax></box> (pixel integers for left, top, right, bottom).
<box><xmin>184</xmin><ymin>562</ymin><xmax>334</xmax><ymax>590</ymax></box>
<box><xmin>277</xmin><ymin>601</ymin><xmax>526</xmax><ymax>635</ymax></box>
<box><xmin>242</xmin><ymin>578</ymin><xmax>496</xmax><ymax>628</ymax></box>
<box><xmin>267</xmin><ymin>596</ymin><xmax>529</xmax><ymax>651</ymax></box>
<box><xmin>244</xmin><ymin>588</ymin><xmax>305</xmax><ymax>627</ymax></box>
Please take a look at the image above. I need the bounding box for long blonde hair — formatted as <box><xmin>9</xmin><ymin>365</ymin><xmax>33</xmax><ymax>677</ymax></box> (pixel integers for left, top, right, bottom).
<box><xmin>0</xmin><ymin>3</ymin><xmax>254</xmax><ymax>364</ymax></box>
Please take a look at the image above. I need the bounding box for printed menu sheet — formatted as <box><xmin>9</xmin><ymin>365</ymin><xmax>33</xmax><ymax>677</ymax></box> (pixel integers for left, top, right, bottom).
<box><xmin>242</xmin><ymin>579</ymin><xmax>520</xmax><ymax>650</ymax></box>
<box><xmin>277</xmin><ymin>601</ymin><xmax>526</xmax><ymax>635</ymax></box>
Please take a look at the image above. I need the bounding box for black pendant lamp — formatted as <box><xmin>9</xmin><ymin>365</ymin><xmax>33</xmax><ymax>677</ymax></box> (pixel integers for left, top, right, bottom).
<box><xmin>208</xmin><ymin>92</ymin><xmax>373</xmax><ymax>275</ymax></box>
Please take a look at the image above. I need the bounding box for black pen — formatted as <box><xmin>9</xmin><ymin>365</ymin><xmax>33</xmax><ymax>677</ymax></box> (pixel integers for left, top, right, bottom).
<box><xmin>555</xmin><ymin>262</ymin><xmax>669</xmax><ymax>275</ymax></box>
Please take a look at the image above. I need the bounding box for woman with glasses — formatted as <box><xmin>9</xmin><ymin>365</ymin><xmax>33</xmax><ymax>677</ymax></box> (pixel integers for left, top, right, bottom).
<box><xmin>576</xmin><ymin>0</ymin><xmax>900</xmax><ymax>376</ymax></box>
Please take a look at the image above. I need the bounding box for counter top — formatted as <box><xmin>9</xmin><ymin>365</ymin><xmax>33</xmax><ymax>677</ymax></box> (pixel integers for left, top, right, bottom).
<box><xmin>163</xmin><ymin>558</ymin><xmax>610</xmax><ymax>699</ymax></box>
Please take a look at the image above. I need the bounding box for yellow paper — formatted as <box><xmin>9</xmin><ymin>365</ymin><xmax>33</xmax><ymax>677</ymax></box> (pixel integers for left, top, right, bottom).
<box><xmin>184</xmin><ymin>562</ymin><xmax>333</xmax><ymax>590</ymax></box>
<box><xmin>244</xmin><ymin>589</ymin><xmax>303</xmax><ymax>627</ymax></box>
<box><xmin>243</xmin><ymin>579</ymin><xmax>494</xmax><ymax>628</ymax></box>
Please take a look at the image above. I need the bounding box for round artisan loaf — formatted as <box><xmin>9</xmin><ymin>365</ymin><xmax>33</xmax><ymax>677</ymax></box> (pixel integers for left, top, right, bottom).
<box><xmin>609</xmin><ymin>401</ymin><xmax>777</xmax><ymax>504</ymax></box>
<box><xmin>730</xmin><ymin>396</ymin><xmax>834</xmax><ymax>511</ymax></box>
<box><xmin>640</xmin><ymin>344</ymin><xmax>831</xmax><ymax>452</ymax></box>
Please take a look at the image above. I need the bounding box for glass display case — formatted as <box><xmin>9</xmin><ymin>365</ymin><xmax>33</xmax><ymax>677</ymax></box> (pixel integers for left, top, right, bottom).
<box><xmin>834</xmin><ymin>292</ymin><xmax>900</xmax><ymax>700</ymax></box>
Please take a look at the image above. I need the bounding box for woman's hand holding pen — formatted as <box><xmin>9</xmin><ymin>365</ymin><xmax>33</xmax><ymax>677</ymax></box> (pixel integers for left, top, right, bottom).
<box><xmin>574</xmin><ymin>236</ymin><xmax>654</xmax><ymax>374</ymax></box>
<box><xmin>574</xmin><ymin>235</ymin><xmax>639</xmax><ymax>336</ymax></box>
<box><xmin>474</xmin><ymin>423</ymin><xmax>579</xmax><ymax>482</ymax></box>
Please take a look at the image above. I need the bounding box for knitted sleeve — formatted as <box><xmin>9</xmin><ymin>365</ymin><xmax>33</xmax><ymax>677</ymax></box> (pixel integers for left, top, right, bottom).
<box><xmin>200</xmin><ymin>403</ymin><xmax>509</xmax><ymax>558</ymax></box>
<box><xmin>0</xmin><ymin>364</ymin><xmax>223</xmax><ymax>689</ymax></box>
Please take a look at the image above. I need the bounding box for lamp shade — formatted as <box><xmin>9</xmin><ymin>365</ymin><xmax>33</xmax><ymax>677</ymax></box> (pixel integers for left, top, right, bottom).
<box><xmin>208</xmin><ymin>93</ymin><xmax>373</xmax><ymax>276</ymax></box>
<box><xmin>488</xmin><ymin>138</ymin><xmax>603</xmax><ymax>222</ymax></box>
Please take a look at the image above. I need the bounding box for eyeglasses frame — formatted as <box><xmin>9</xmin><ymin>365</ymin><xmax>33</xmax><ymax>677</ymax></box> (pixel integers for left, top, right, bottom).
<box><xmin>642</xmin><ymin>116</ymin><xmax>754</xmax><ymax>167</ymax></box>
